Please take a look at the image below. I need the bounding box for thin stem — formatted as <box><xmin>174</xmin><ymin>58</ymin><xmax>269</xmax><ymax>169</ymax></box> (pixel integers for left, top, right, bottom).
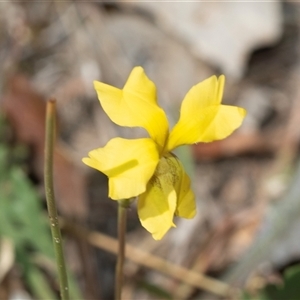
<box><xmin>44</xmin><ymin>99</ymin><xmax>69</xmax><ymax>300</ymax></box>
<box><xmin>115</xmin><ymin>199</ymin><xmax>131</xmax><ymax>300</ymax></box>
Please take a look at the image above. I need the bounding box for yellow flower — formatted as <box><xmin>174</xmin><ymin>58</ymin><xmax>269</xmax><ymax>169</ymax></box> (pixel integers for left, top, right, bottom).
<box><xmin>83</xmin><ymin>67</ymin><xmax>246</xmax><ymax>240</ymax></box>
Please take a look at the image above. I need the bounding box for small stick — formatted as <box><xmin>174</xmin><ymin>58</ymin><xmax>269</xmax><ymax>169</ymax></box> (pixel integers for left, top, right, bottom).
<box><xmin>62</xmin><ymin>219</ymin><xmax>238</xmax><ymax>298</ymax></box>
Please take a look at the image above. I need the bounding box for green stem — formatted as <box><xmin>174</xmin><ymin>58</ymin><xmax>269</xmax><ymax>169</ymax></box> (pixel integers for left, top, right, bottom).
<box><xmin>115</xmin><ymin>199</ymin><xmax>131</xmax><ymax>300</ymax></box>
<box><xmin>44</xmin><ymin>99</ymin><xmax>69</xmax><ymax>300</ymax></box>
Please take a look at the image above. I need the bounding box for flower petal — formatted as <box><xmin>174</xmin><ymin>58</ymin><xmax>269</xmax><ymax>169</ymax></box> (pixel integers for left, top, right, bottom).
<box><xmin>171</xmin><ymin>156</ymin><xmax>196</xmax><ymax>218</ymax></box>
<box><xmin>137</xmin><ymin>157</ymin><xmax>178</xmax><ymax>240</ymax></box>
<box><xmin>182</xmin><ymin>75</ymin><xmax>225</xmax><ymax>109</ymax></box>
<box><xmin>94</xmin><ymin>67</ymin><xmax>169</xmax><ymax>149</ymax></box>
<box><xmin>167</xmin><ymin>75</ymin><xmax>246</xmax><ymax>150</ymax></box>
<box><xmin>82</xmin><ymin>138</ymin><xmax>159</xmax><ymax>200</ymax></box>
<box><xmin>137</xmin><ymin>153</ymin><xmax>196</xmax><ymax>239</ymax></box>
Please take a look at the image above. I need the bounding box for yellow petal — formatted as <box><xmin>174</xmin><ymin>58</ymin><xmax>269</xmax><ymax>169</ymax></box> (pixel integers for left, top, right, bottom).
<box><xmin>137</xmin><ymin>157</ymin><xmax>178</xmax><ymax>240</ymax></box>
<box><xmin>82</xmin><ymin>138</ymin><xmax>159</xmax><ymax>200</ymax></box>
<box><xmin>137</xmin><ymin>153</ymin><xmax>196</xmax><ymax>239</ymax></box>
<box><xmin>94</xmin><ymin>67</ymin><xmax>169</xmax><ymax>149</ymax></box>
<box><xmin>182</xmin><ymin>75</ymin><xmax>225</xmax><ymax>110</ymax></box>
<box><xmin>171</xmin><ymin>156</ymin><xmax>196</xmax><ymax>218</ymax></box>
<box><xmin>167</xmin><ymin>75</ymin><xmax>246</xmax><ymax>150</ymax></box>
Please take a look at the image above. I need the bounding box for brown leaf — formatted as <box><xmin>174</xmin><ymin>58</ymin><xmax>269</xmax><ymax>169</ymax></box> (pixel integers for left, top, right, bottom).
<box><xmin>1</xmin><ymin>74</ymin><xmax>88</xmax><ymax>219</ymax></box>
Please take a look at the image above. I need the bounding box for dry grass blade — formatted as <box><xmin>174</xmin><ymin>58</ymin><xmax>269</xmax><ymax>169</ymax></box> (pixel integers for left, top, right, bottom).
<box><xmin>0</xmin><ymin>238</ymin><xmax>14</xmax><ymax>284</ymax></box>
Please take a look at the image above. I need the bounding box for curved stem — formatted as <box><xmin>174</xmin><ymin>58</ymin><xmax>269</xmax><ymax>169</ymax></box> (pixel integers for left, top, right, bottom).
<box><xmin>44</xmin><ymin>99</ymin><xmax>69</xmax><ymax>300</ymax></box>
<box><xmin>115</xmin><ymin>199</ymin><xmax>131</xmax><ymax>300</ymax></box>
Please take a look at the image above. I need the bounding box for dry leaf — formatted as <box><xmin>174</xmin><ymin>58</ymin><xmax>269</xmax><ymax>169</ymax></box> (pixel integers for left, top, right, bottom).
<box><xmin>1</xmin><ymin>74</ymin><xmax>88</xmax><ymax>219</ymax></box>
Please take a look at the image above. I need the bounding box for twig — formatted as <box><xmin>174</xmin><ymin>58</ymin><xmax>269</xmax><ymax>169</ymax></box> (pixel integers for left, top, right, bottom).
<box><xmin>62</xmin><ymin>219</ymin><xmax>237</xmax><ymax>298</ymax></box>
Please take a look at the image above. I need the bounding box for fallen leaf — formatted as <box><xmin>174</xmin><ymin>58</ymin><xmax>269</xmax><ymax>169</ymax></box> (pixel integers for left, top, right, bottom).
<box><xmin>1</xmin><ymin>74</ymin><xmax>88</xmax><ymax>219</ymax></box>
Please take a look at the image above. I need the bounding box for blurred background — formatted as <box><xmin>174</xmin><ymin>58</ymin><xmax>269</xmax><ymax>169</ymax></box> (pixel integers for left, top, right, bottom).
<box><xmin>1</xmin><ymin>1</ymin><xmax>300</xmax><ymax>299</ymax></box>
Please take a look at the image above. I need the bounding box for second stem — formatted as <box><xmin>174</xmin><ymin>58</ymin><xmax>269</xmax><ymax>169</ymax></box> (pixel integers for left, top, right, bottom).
<box><xmin>115</xmin><ymin>199</ymin><xmax>130</xmax><ymax>300</ymax></box>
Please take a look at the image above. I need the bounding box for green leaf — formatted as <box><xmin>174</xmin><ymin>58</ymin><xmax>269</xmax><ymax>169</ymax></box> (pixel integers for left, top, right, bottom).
<box><xmin>0</xmin><ymin>137</ymin><xmax>82</xmax><ymax>299</ymax></box>
<box><xmin>27</xmin><ymin>265</ymin><xmax>58</xmax><ymax>300</ymax></box>
<box><xmin>262</xmin><ymin>264</ymin><xmax>300</xmax><ymax>300</ymax></box>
